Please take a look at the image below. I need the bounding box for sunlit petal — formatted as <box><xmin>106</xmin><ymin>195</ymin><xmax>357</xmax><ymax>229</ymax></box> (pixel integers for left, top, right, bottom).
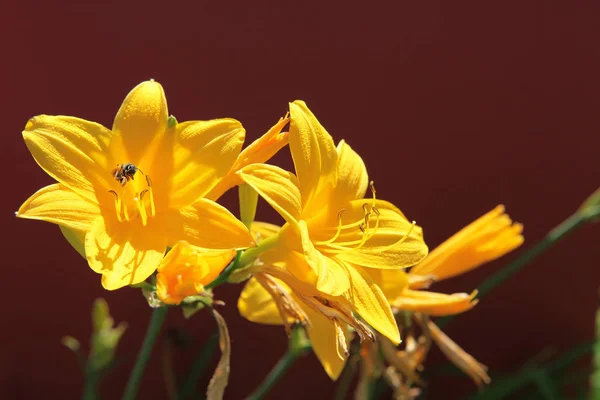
<box><xmin>166</xmin><ymin>198</ymin><xmax>255</xmax><ymax>250</ymax></box>
<box><xmin>167</xmin><ymin>119</ymin><xmax>245</xmax><ymax>207</ymax></box>
<box><xmin>288</xmin><ymin>101</ymin><xmax>337</xmax><ymax>214</ymax></box>
<box><xmin>85</xmin><ymin>216</ymin><xmax>167</xmax><ymax>290</ymax></box>
<box><xmin>392</xmin><ymin>289</ymin><xmax>479</xmax><ymax>316</ymax></box>
<box><xmin>23</xmin><ymin>116</ymin><xmax>113</xmax><ymax>203</ymax></box>
<box><xmin>363</xmin><ymin>268</ymin><xmax>410</xmax><ymax>303</ymax></box>
<box><xmin>17</xmin><ymin>184</ymin><xmax>101</xmax><ymax>232</ymax></box>
<box><xmin>332</xmin><ymin>140</ymin><xmax>369</xmax><ymax>205</ymax></box>
<box><xmin>344</xmin><ymin>265</ymin><xmax>400</xmax><ymax>344</ymax></box>
<box><xmin>238</xmin><ymin>276</ymin><xmax>285</xmax><ymax>325</ymax></box>
<box><xmin>111</xmin><ymin>80</ymin><xmax>168</xmax><ymax>165</ymax></box>
<box><xmin>304</xmin><ymin>302</ymin><xmax>349</xmax><ymax>380</ymax></box>
<box><xmin>238</xmin><ymin>163</ymin><xmax>302</xmax><ymax>224</ymax></box>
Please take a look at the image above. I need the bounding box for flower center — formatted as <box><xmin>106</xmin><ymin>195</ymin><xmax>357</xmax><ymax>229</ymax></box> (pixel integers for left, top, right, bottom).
<box><xmin>108</xmin><ymin>163</ymin><xmax>156</xmax><ymax>226</ymax></box>
<box><xmin>316</xmin><ymin>181</ymin><xmax>416</xmax><ymax>252</ymax></box>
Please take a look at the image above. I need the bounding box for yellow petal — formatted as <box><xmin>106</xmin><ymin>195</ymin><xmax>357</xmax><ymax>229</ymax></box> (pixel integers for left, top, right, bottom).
<box><xmin>303</xmin><ymin>303</ymin><xmax>349</xmax><ymax>380</ymax></box>
<box><xmin>392</xmin><ymin>289</ymin><xmax>478</xmax><ymax>316</ymax></box>
<box><xmin>167</xmin><ymin>119</ymin><xmax>245</xmax><ymax>207</ymax></box>
<box><xmin>85</xmin><ymin>216</ymin><xmax>167</xmax><ymax>290</ymax></box>
<box><xmin>364</xmin><ymin>268</ymin><xmax>410</xmax><ymax>303</ymax></box>
<box><xmin>238</xmin><ymin>277</ymin><xmax>285</xmax><ymax>325</ymax></box>
<box><xmin>23</xmin><ymin>116</ymin><xmax>113</xmax><ymax>203</ymax></box>
<box><xmin>112</xmin><ymin>80</ymin><xmax>168</xmax><ymax>166</ymax></box>
<box><xmin>299</xmin><ymin>220</ymin><xmax>350</xmax><ymax>296</ymax></box>
<box><xmin>166</xmin><ymin>198</ymin><xmax>255</xmax><ymax>250</ymax></box>
<box><xmin>238</xmin><ymin>163</ymin><xmax>302</xmax><ymax>224</ymax></box>
<box><xmin>344</xmin><ymin>265</ymin><xmax>400</xmax><ymax>344</ymax></box>
<box><xmin>17</xmin><ymin>184</ymin><xmax>101</xmax><ymax>232</ymax></box>
<box><xmin>328</xmin><ymin>199</ymin><xmax>428</xmax><ymax>269</ymax></box>
<box><xmin>156</xmin><ymin>241</ymin><xmax>235</xmax><ymax>305</ymax></box>
<box><xmin>288</xmin><ymin>101</ymin><xmax>338</xmax><ymax>215</ymax></box>
<box><xmin>332</xmin><ymin>140</ymin><xmax>369</xmax><ymax>206</ymax></box>
<box><xmin>207</xmin><ymin>115</ymin><xmax>290</xmax><ymax>201</ymax></box>
<box><xmin>410</xmin><ymin>205</ymin><xmax>523</xmax><ymax>281</ymax></box>
<box><xmin>60</xmin><ymin>226</ymin><xmax>86</xmax><ymax>258</ymax></box>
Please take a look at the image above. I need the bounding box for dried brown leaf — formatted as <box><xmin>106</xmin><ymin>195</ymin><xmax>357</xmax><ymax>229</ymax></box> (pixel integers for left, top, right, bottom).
<box><xmin>206</xmin><ymin>309</ymin><xmax>231</xmax><ymax>400</ymax></box>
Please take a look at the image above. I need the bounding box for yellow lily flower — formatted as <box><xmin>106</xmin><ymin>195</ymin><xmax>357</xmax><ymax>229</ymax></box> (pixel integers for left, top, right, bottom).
<box><xmin>372</xmin><ymin>205</ymin><xmax>523</xmax><ymax>316</ymax></box>
<box><xmin>156</xmin><ymin>241</ymin><xmax>235</xmax><ymax>305</ymax></box>
<box><xmin>17</xmin><ymin>80</ymin><xmax>254</xmax><ymax>289</ymax></box>
<box><xmin>237</xmin><ymin>101</ymin><xmax>428</xmax><ymax>379</ymax></box>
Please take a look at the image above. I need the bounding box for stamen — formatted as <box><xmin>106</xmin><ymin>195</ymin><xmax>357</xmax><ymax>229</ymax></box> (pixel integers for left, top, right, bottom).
<box><xmin>135</xmin><ymin>195</ymin><xmax>148</xmax><ymax>227</ymax></box>
<box><xmin>370</xmin><ymin>181</ymin><xmax>377</xmax><ymax>204</ymax></box>
<box><xmin>146</xmin><ymin>175</ymin><xmax>156</xmax><ymax>217</ymax></box>
<box><xmin>123</xmin><ymin>200</ymin><xmax>131</xmax><ymax>222</ymax></box>
<box><xmin>355</xmin><ymin>208</ymin><xmax>381</xmax><ymax>250</ymax></box>
<box><xmin>315</xmin><ymin>210</ymin><xmax>346</xmax><ymax>245</ymax></box>
<box><xmin>108</xmin><ymin>190</ymin><xmax>122</xmax><ymax>223</ymax></box>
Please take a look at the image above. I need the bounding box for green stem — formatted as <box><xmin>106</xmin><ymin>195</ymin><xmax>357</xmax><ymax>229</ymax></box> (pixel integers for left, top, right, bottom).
<box><xmin>82</xmin><ymin>364</ymin><xmax>99</xmax><ymax>400</ymax></box>
<box><xmin>178</xmin><ymin>332</ymin><xmax>220</xmax><ymax>400</ymax></box>
<box><xmin>532</xmin><ymin>371</ymin><xmax>559</xmax><ymax>400</ymax></box>
<box><xmin>121</xmin><ymin>306</ymin><xmax>169</xmax><ymax>400</ymax></box>
<box><xmin>247</xmin><ymin>327</ymin><xmax>311</xmax><ymax>400</ymax></box>
<box><xmin>334</xmin><ymin>357</ymin><xmax>358</xmax><ymax>400</ymax></box>
<box><xmin>437</xmin><ymin>213</ymin><xmax>585</xmax><ymax>329</ymax></box>
<box><xmin>206</xmin><ymin>233</ymin><xmax>281</xmax><ymax>290</ymax></box>
<box><xmin>205</xmin><ymin>251</ymin><xmax>242</xmax><ymax>290</ymax></box>
<box><xmin>238</xmin><ymin>233</ymin><xmax>280</xmax><ymax>267</ymax></box>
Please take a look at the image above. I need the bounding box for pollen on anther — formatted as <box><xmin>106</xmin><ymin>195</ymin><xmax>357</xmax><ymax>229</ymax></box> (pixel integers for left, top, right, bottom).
<box><xmin>14</xmin><ymin>211</ymin><xmax>18</xmax><ymax>216</ymax></box>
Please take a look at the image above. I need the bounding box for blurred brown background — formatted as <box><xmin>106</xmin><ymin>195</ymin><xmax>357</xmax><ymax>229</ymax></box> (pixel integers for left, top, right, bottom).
<box><xmin>2</xmin><ymin>1</ymin><xmax>600</xmax><ymax>399</ymax></box>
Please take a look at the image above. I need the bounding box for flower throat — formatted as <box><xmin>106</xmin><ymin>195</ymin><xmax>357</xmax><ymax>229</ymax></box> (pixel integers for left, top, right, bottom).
<box><xmin>108</xmin><ymin>163</ymin><xmax>156</xmax><ymax>226</ymax></box>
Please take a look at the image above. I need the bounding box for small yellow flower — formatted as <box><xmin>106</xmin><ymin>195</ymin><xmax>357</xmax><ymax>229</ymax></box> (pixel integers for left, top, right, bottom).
<box><xmin>237</xmin><ymin>101</ymin><xmax>428</xmax><ymax>379</ymax></box>
<box><xmin>156</xmin><ymin>241</ymin><xmax>235</xmax><ymax>305</ymax></box>
<box><xmin>17</xmin><ymin>81</ymin><xmax>254</xmax><ymax>289</ymax></box>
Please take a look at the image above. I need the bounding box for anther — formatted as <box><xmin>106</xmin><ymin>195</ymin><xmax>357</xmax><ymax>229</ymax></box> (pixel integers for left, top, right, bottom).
<box><xmin>108</xmin><ymin>190</ymin><xmax>123</xmax><ymax>223</ymax></box>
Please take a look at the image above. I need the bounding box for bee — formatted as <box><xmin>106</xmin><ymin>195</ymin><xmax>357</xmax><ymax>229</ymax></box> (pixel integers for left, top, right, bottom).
<box><xmin>112</xmin><ymin>163</ymin><xmax>142</xmax><ymax>186</ymax></box>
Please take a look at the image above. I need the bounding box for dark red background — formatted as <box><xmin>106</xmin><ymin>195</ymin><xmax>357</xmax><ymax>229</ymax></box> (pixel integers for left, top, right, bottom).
<box><xmin>2</xmin><ymin>1</ymin><xmax>599</xmax><ymax>399</ymax></box>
